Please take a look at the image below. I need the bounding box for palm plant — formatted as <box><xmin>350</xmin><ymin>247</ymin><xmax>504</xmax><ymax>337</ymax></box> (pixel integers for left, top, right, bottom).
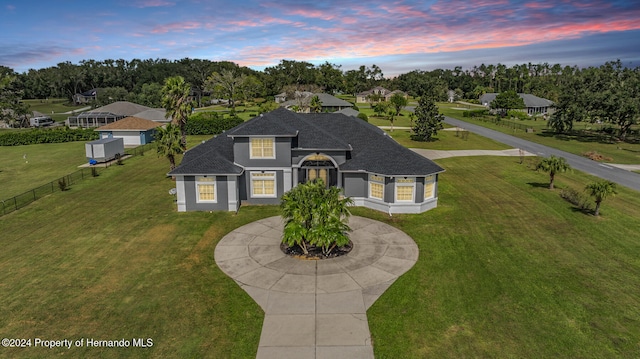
<box><xmin>536</xmin><ymin>155</ymin><xmax>571</xmax><ymax>189</ymax></box>
<box><xmin>585</xmin><ymin>180</ymin><xmax>617</xmax><ymax>216</ymax></box>
<box><xmin>309</xmin><ymin>95</ymin><xmax>322</xmax><ymax>113</ymax></box>
<box><xmin>281</xmin><ymin>179</ymin><xmax>353</xmax><ymax>256</ymax></box>
<box><xmin>156</xmin><ymin>124</ymin><xmax>183</xmax><ymax>171</ymax></box>
<box><xmin>162</xmin><ymin>76</ymin><xmax>192</xmax><ymax>148</ymax></box>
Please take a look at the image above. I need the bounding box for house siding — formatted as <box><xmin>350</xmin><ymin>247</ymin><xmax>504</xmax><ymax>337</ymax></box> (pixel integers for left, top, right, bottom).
<box><xmin>342</xmin><ymin>173</ymin><xmax>368</xmax><ymax>198</ymax></box>
<box><xmin>183</xmin><ymin>175</ymin><xmax>229</xmax><ymax>211</ymax></box>
<box><xmin>233</xmin><ymin>137</ymin><xmax>291</xmax><ymax>167</ymax></box>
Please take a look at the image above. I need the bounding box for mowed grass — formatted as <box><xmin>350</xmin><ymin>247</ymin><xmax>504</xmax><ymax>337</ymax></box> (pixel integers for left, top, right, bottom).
<box><xmin>365</xmin><ymin>156</ymin><xmax>640</xmax><ymax>358</ymax></box>
<box><xmin>385</xmin><ymin>128</ymin><xmax>510</xmax><ymax>151</ymax></box>
<box><xmin>0</xmin><ymin>141</ymin><xmax>89</xmax><ymax>199</ymax></box>
<box><xmin>2</xmin><ymin>137</ymin><xmax>640</xmax><ymax>357</ymax></box>
<box><xmin>0</xmin><ymin>153</ymin><xmax>278</xmax><ymax>358</ymax></box>
<box><xmin>439</xmin><ymin>103</ymin><xmax>640</xmax><ymax>164</ymax></box>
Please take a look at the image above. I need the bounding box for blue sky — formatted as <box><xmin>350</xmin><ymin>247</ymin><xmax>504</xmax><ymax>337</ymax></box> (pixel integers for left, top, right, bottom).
<box><xmin>1</xmin><ymin>0</ymin><xmax>639</xmax><ymax>76</ymax></box>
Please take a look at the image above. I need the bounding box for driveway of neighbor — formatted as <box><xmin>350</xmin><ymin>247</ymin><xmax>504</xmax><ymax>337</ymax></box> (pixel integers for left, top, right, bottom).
<box><xmin>214</xmin><ymin>216</ymin><xmax>419</xmax><ymax>359</ymax></box>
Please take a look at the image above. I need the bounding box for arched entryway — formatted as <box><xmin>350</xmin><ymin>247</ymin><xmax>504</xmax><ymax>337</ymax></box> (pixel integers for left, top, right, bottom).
<box><xmin>298</xmin><ymin>154</ymin><xmax>337</xmax><ymax>187</ymax></box>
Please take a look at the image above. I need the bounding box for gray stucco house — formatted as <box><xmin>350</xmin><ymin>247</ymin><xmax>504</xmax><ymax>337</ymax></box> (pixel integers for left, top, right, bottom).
<box><xmin>168</xmin><ymin>108</ymin><xmax>444</xmax><ymax>214</ymax></box>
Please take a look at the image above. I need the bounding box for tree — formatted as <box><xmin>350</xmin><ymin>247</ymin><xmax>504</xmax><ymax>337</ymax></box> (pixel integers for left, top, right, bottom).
<box><xmin>205</xmin><ymin>69</ymin><xmax>244</xmax><ymax>109</ymax></box>
<box><xmin>536</xmin><ymin>155</ymin><xmax>571</xmax><ymax>189</ymax></box>
<box><xmin>309</xmin><ymin>95</ymin><xmax>322</xmax><ymax>113</ymax></box>
<box><xmin>389</xmin><ymin>92</ymin><xmax>408</xmax><ymax>117</ymax></box>
<box><xmin>491</xmin><ymin>90</ymin><xmax>525</xmax><ymax>116</ymax></box>
<box><xmin>585</xmin><ymin>180</ymin><xmax>617</xmax><ymax>216</ymax></box>
<box><xmin>411</xmin><ymin>95</ymin><xmax>444</xmax><ymax>141</ymax></box>
<box><xmin>281</xmin><ymin>179</ymin><xmax>353</xmax><ymax>256</ymax></box>
<box><xmin>162</xmin><ymin>76</ymin><xmax>192</xmax><ymax>148</ymax></box>
<box><xmin>156</xmin><ymin>123</ymin><xmax>183</xmax><ymax>171</ymax></box>
<box><xmin>373</xmin><ymin>101</ymin><xmax>389</xmax><ymax>117</ymax></box>
<box><xmin>0</xmin><ymin>69</ymin><xmax>29</xmax><ymax>127</ymax></box>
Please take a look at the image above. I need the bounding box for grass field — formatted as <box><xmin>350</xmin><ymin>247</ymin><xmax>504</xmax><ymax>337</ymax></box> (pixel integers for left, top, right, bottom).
<box><xmin>440</xmin><ymin>102</ymin><xmax>640</xmax><ymax>164</ymax></box>
<box><xmin>0</xmin><ymin>141</ymin><xmax>89</xmax><ymax>199</ymax></box>
<box><xmin>23</xmin><ymin>98</ymin><xmax>88</xmax><ymax>123</ymax></box>
<box><xmin>2</xmin><ymin>139</ymin><xmax>640</xmax><ymax>357</ymax></box>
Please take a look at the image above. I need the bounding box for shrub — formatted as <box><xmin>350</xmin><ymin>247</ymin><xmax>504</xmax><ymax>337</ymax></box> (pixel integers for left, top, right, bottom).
<box><xmin>462</xmin><ymin>109</ymin><xmax>488</xmax><ymax>118</ymax></box>
<box><xmin>0</xmin><ymin>127</ymin><xmax>99</xmax><ymax>146</ymax></box>
<box><xmin>185</xmin><ymin>112</ymin><xmax>244</xmax><ymax>135</ymax></box>
<box><xmin>560</xmin><ymin>188</ymin><xmax>593</xmax><ymax>211</ymax></box>
<box><xmin>357</xmin><ymin>113</ymin><xmax>369</xmax><ymax>122</ymax></box>
<box><xmin>58</xmin><ymin>177</ymin><xmax>68</xmax><ymax>191</ymax></box>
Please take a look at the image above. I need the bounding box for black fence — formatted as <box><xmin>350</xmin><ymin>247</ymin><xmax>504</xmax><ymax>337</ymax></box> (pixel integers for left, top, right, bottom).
<box><xmin>1</xmin><ymin>143</ymin><xmax>156</xmax><ymax>217</ymax></box>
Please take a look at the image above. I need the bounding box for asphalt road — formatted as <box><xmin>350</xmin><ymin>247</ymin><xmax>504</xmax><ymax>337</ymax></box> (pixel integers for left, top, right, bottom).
<box><xmin>444</xmin><ymin>116</ymin><xmax>640</xmax><ymax>193</ymax></box>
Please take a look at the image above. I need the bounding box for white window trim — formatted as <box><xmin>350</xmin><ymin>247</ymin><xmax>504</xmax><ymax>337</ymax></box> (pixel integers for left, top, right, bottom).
<box><xmin>249</xmin><ymin>137</ymin><xmax>276</xmax><ymax>159</ymax></box>
<box><xmin>395</xmin><ymin>178</ymin><xmax>416</xmax><ymax>202</ymax></box>
<box><xmin>196</xmin><ymin>176</ymin><xmax>217</xmax><ymax>203</ymax></box>
<box><xmin>369</xmin><ymin>174</ymin><xmax>385</xmax><ymax>201</ymax></box>
<box><xmin>251</xmin><ymin>171</ymin><xmax>277</xmax><ymax>198</ymax></box>
<box><xmin>424</xmin><ymin>175</ymin><xmax>436</xmax><ymax>199</ymax></box>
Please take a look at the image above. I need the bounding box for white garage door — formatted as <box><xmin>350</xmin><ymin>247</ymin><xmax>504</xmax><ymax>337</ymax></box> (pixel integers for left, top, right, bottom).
<box><xmin>112</xmin><ymin>131</ymin><xmax>140</xmax><ymax>146</ymax></box>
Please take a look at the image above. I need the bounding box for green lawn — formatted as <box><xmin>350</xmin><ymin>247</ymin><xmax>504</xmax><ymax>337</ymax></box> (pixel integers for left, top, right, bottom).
<box><xmin>2</xmin><ymin>134</ymin><xmax>640</xmax><ymax>358</ymax></box>
<box><xmin>366</xmin><ymin>156</ymin><xmax>640</xmax><ymax>358</ymax></box>
<box><xmin>23</xmin><ymin>98</ymin><xmax>88</xmax><ymax>123</ymax></box>
<box><xmin>0</xmin><ymin>141</ymin><xmax>89</xmax><ymax>199</ymax></box>
<box><xmin>385</xmin><ymin>128</ymin><xmax>510</xmax><ymax>151</ymax></box>
<box><xmin>440</xmin><ymin>103</ymin><xmax>640</xmax><ymax>164</ymax></box>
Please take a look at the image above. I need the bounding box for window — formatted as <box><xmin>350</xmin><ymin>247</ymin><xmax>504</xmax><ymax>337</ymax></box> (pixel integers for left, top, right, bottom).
<box><xmin>250</xmin><ymin>138</ymin><xmax>275</xmax><ymax>159</ymax></box>
<box><xmin>395</xmin><ymin>178</ymin><xmax>415</xmax><ymax>202</ymax></box>
<box><xmin>369</xmin><ymin>174</ymin><xmax>385</xmax><ymax>200</ymax></box>
<box><xmin>251</xmin><ymin>172</ymin><xmax>276</xmax><ymax>198</ymax></box>
<box><xmin>424</xmin><ymin>175</ymin><xmax>436</xmax><ymax>199</ymax></box>
<box><xmin>196</xmin><ymin>176</ymin><xmax>216</xmax><ymax>202</ymax></box>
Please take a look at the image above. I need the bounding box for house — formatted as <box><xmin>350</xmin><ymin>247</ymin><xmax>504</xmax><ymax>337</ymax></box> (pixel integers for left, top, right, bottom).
<box><xmin>73</xmin><ymin>88</ymin><xmax>100</xmax><ymax>105</ymax></box>
<box><xmin>356</xmin><ymin>87</ymin><xmax>408</xmax><ymax>103</ymax></box>
<box><xmin>95</xmin><ymin>116</ymin><xmax>164</xmax><ymax>146</ymax></box>
<box><xmin>168</xmin><ymin>108</ymin><xmax>444</xmax><ymax>214</ymax></box>
<box><xmin>279</xmin><ymin>93</ymin><xmax>354</xmax><ymax>113</ymax></box>
<box><xmin>67</xmin><ymin>101</ymin><xmax>168</xmax><ymax>128</ymax></box>
<box><xmin>480</xmin><ymin>93</ymin><xmax>554</xmax><ymax>115</ymax></box>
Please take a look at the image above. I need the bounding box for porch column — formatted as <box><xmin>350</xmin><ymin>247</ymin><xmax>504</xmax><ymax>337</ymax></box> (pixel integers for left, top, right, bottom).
<box><xmin>283</xmin><ymin>168</ymin><xmax>292</xmax><ymax>192</ymax></box>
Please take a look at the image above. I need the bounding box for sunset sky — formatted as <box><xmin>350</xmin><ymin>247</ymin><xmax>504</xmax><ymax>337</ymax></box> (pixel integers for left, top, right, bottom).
<box><xmin>1</xmin><ymin>0</ymin><xmax>639</xmax><ymax>76</ymax></box>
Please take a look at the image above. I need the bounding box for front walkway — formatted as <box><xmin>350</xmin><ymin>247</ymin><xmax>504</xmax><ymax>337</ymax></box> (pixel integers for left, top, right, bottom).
<box><xmin>214</xmin><ymin>216</ymin><xmax>419</xmax><ymax>359</ymax></box>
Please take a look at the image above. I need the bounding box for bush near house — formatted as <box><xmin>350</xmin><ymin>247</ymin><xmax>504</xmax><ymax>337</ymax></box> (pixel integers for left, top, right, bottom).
<box><xmin>185</xmin><ymin>112</ymin><xmax>244</xmax><ymax>135</ymax></box>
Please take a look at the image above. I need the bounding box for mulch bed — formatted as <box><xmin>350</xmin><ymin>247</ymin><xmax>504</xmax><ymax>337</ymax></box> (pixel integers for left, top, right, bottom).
<box><xmin>280</xmin><ymin>240</ymin><xmax>353</xmax><ymax>260</ymax></box>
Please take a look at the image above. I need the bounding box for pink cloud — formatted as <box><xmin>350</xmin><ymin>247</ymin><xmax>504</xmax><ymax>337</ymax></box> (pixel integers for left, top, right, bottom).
<box><xmin>132</xmin><ymin>0</ymin><xmax>175</xmax><ymax>8</ymax></box>
<box><xmin>151</xmin><ymin>21</ymin><xmax>202</xmax><ymax>34</ymax></box>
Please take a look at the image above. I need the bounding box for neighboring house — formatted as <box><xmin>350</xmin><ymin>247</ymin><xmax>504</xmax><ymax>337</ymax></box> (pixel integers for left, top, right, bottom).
<box><xmin>356</xmin><ymin>87</ymin><xmax>408</xmax><ymax>103</ymax></box>
<box><xmin>480</xmin><ymin>93</ymin><xmax>554</xmax><ymax>115</ymax></box>
<box><xmin>67</xmin><ymin>101</ymin><xmax>168</xmax><ymax>128</ymax></box>
<box><xmin>280</xmin><ymin>93</ymin><xmax>353</xmax><ymax>113</ymax></box>
<box><xmin>73</xmin><ymin>88</ymin><xmax>100</xmax><ymax>105</ymax></box>
<box><xmin>169</xmin><ymin>108</ymin><xmax>444</xmax><ymax>214</ymax></box>
<box><xmin>95</xmin><ymin>116</ymin><xmax>164</xmax><ymax>146</ymax></box>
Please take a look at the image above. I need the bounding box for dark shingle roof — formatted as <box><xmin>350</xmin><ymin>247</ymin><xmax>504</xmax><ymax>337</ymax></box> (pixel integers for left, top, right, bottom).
<box><xmin>170</xmin><ymin>108</ymin><xmax>444</xmax><ymax>177</ymax></box>
<box><xmin>168</xmin><ymin>135</ymin><xmax>243</xmax><ymax>175</ymax></box>
<box><xmin>480</xmin><ymin>93</ymin><xmax>553</xmax><ymax>107</ymax></box>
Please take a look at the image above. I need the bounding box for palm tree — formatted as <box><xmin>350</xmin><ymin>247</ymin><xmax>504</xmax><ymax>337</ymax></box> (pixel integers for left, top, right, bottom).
<box><xmin>536</xmin><ymin>155</ymin><xmax>571</xmax><ymax>189</ymax></box>
<box><xmin>585</xmin><ymin>180</ymin><xmax>617</xmax><ymax>216</ymax></box>
<box><xmin>281</xmin><ymin>179</ymin><xmax>353</xmax><ymax>256</ymax></box>
<box><xmin>156</xmin><ymin>124</ymin><xmax>183</xmax><ymax>171</ymax></box>
<box><xmin>162</xmin><ymin>76</ymin><xmax>192</xmax><ymax>148</ymax></box>
<box><xmin>309</xmin><ymin>95</ymin><xmax>322</xmax><ymax>113</ymax></box>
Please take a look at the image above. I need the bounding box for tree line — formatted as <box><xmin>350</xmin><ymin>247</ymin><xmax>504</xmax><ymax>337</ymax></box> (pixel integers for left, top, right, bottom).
<box><xmin>1</xmin><ymin>58</ymin><xmax>638</xmax><ymax>140</ymax></box>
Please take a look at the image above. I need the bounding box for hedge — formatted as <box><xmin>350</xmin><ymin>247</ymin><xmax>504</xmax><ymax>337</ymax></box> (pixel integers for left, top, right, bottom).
<box><xmin>0</xmin><ymin>128</ymin><xmax>99</xmax><ymax>146</ymax></box>
<box><xmin>185</xmin><ymin>112</ymin><xmax>244</xmax><ymax>135</ymax></box>
<box><xmin>462</xmin><ymin>109</ymin><xmax>489</xmax><ymax>118</ymax></box>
